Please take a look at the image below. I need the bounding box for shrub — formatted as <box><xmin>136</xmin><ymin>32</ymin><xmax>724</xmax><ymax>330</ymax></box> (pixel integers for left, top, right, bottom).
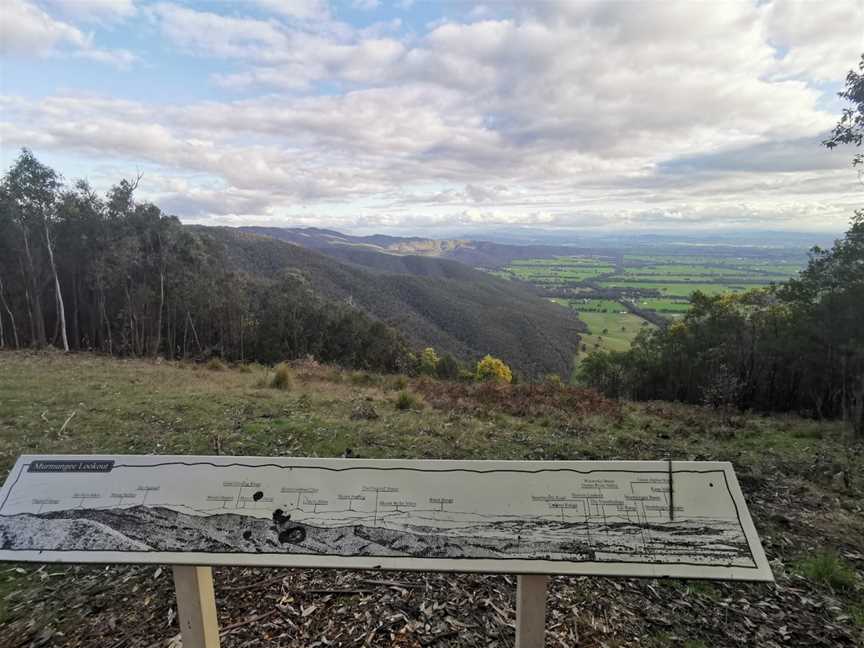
<box><xmin>475</xmin><ymin>355</ymin><xmax>513</xmax><ymax>383</ymax></box>
<box><xmin>395</xmin><ymin>390</ymin><xmax>423</xmax><ymax>411</ymax></box>
<box><xmin>796</xmin><ymin>552</ymin><xmax>858</xmax><ymax>591</ymax></box>
<box><xmin>544</xmin><ymin>373</ymin><xmax>563</xmax><ymax>387</ymax></box>
<box><xmin>270</xmin><ymin>363</ymin><xmax>293</xmax><ymax>390</ymax></box>
<box><xmin>206</xmin><ymin>357</ymin><xmax>227</xmax><ymax>371</ymax></box>
<box><xmin>436</xmin><ymin>353</ymin><xmax>460</xmax><ymax>380</ymax></box>
<box><xmin>458</xmin><ymin>368</ymin><xmax>476</xmax><ymax>382</ymax></box>
<box><xmin>418</xmin><ymin>347</ymin><xmax>440</xmax><ymax>375</ymax></box>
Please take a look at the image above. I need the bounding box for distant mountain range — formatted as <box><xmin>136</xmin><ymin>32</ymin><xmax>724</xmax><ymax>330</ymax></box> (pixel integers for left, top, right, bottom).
<box><xmin>239</xmin><ymin>226</ymin><xmax>595</xmax><ymax>268</ymax></box>
<box><xmin>193</xmin><ymin>227</ymin><xmax>583</xmax><ymax>378</ymax></box>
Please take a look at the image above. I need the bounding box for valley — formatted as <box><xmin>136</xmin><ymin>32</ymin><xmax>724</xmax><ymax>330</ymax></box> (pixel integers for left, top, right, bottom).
<box><xmin>493</xmin><ymin>247</ymin><xmax>808</xmax><ymax>356</ymax></box>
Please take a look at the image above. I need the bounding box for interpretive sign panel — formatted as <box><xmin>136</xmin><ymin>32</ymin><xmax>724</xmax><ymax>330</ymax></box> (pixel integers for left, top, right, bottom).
<box><xmin>0</xmin><ymin>455</ymin><xmax>772</xmax><ymax>581</ymax></box>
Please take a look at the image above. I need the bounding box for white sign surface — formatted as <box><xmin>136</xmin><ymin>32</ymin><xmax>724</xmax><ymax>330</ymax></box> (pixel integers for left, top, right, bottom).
<box><xmin>0</xmin><ymin>455</ymin><xmax>773</xmax><ymax>581</ymax></box>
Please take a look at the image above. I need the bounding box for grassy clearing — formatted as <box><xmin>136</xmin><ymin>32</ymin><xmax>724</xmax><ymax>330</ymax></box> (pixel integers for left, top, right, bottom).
<box><xmin>577</xmin><ymin>310</ymin><xmax>650</xmax><ymax>354</ymax></box>
<box><xmin>0</xmin><ymin>352</ymin><xmax>862</xmax><ymax>646</ymax></box>
<box><xmin>553</xmin><ymin>298</ymin><xmax>654</xmax><ymax>355</ymax></box>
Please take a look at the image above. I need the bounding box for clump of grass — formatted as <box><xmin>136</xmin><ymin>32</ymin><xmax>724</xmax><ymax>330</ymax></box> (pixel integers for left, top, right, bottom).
<box><xmin>385</xmin><ymin>374</ymin><xmax>408</xmax><ymax>391</ymax></box>
<box><xmin>395</xmin><ymin>390</ymin><xmax>423</xmax><ymax>411</ymax></box>
<box><xmin>796</xmin><ymin>552</ymin><xmax>858</xmax><ymax>591</ymax></box>
<box><xmin>350</xmin><ymin>371</ymin><xmax>376</xmax><ymax>386</ymax></box>
<box><xmin>270</xmin><ymin>363</ymin><xmax>293</xmax><ymax>390</ymax></box>
<box><xmin>848</xmin><ymin>604</ymin><xmax>864</xmax><ymax>628</ymax></box>
<box><xmin>238</xmin><ymin>362</ymin><xmax>263</xmax><ymax>374</ymax></box>
<box><xmin>206</xmin><ymin>357</ymin><xmax>227</xmax><ymax>371</ymax></box>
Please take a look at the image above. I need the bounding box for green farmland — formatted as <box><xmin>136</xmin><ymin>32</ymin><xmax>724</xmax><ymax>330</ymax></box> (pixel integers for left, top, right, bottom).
<box><xmin>499</xmin><ymin>249</ymin><xmax>806</xmax><ymax>355</ymax></box>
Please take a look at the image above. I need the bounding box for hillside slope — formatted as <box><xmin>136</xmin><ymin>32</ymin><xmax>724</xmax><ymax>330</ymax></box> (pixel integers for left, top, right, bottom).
<box><xmin>196</xmin><ymin>228</ymin><xmax>583</xmax><ymax>377</ymax></box>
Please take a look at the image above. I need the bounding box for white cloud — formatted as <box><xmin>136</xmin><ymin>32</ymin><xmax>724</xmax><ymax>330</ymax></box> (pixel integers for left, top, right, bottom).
<box><xmin>1</xmin><ymin>0</ymin><xmax>859</xmax><ymax>231</ymax></box>
<box><xmin>149</xmin><ymin>3</ymin><xmax>290</xmax><ymax>61</ymax></box>
<box><xmin>763</xmin><ymin>0</ymin><xmax>864</xmax><ymax>81</ymax></box>
<box><xmin>254</xmin><ymin>0</ymin><xmax>331</xmax><ymax>20</ymax></box>
<box><xmin>0</xmin><ymin>0</ymin><xmax>136</xmax><ymax>67</ymax></box>
<box><xmin>1</xmin><ymin>0</ymin><xmax>89</xmax><ymax>56</ymax></box>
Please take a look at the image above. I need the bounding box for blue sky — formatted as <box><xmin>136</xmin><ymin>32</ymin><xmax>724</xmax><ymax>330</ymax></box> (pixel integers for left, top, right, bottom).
<box><xmin>1</xmin><ymin>0</ymin><xmax>863</xmax><ymax>234</ymax></box>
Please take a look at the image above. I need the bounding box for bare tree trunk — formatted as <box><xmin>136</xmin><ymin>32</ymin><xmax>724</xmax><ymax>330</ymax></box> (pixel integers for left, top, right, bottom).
<box><xmin>125</xmin><ymin>282</ymin><xmax>140</xmax><ymax>355</ymax></box>
<box><xmin>72</xmin><ymin>274</ymin><xmax>80</xmax><ymax>349</ymax></box>
<box><xmin>153</xmin><ymin>270</ymin><xmax>164</xmax><ymax>357</ymax></box>
<box><xmin>99</xmin><ymin>287</ymin><xmax>112</xmax><ymax>354</ymax></box>
<box><xmin>20</xmin><ymin>229</ymin><xmax>46</xmax><ymax>346</ymax></box>
<box><xmin>183</xmin><ymin>310</ymin><xmax>189</xmax><ymax>358</ymax></box>
<box><xmin>44</xmin><ymin>221</ymin><xmax>68</xmax><ymax>352</ymax></box>
<box><xmin>187</xmin><ymin>310</ymin><xmax>202</xmax><ymax>355</ymax></box>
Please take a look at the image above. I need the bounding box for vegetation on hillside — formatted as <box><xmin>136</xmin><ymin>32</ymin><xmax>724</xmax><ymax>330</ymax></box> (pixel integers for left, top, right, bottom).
<box><xmin>202</xmin><ymin>226</ymin><xmax>583</xmax><ymax>378</ymax></box>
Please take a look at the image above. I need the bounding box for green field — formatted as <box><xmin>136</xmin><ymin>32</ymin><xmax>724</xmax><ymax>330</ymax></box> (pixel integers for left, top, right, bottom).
<box><xmin>501</xmin><ymin>251</ymin><xmax>805</xmax><ymax>353</ymax></box>
<box><xmin>635</xmin><ymin>298</ymin><xmax>690</xmax><ymax>315</ymax></box>
<box><xmin>553</xmin><ymin>298</ymin><xmax>653</xmax><ymax>355</ymax></box>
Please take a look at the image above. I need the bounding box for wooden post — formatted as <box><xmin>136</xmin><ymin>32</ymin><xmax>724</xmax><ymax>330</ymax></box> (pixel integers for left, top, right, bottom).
<box><xmin>172</xmin><ymin>565</ymin><xmax>221</xmax><ymax>648</ymax></box>
<box><xmin>515</xmin><ymin>574</ymin><xmax>549</xmax><ymax>648</ymax></box>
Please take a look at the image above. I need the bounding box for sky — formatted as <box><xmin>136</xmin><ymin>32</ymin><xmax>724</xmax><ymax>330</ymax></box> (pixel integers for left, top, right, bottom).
<box><xmin>1</xmin><ymin>0</ymin><xmax>863</xmax><ymax>236</ymax></box>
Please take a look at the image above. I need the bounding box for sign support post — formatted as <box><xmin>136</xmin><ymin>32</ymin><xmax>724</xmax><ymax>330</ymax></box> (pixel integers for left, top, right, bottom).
<box><xmin>172</xmin><ymin>565</ymin><xmax>221</xmax><ymax>648</ymax></box>
<box><xmin>515</xmin><ymin>574</ymin><xmax>549</xmax><ymax>648</ymax></box>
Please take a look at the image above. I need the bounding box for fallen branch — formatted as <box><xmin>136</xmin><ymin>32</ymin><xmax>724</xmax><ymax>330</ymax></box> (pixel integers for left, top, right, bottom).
<box><xmin>58</xmin><ymin>410</ymin><xmax>76</xmax><ymax>434</ymax></box>
<box><xmin>359</xmin><ymin>579</ymin><xmax>423</xmax><ymax>590</ymax></box>
<box><xmin>219</xmin><ymin>609</ymin><xmax>278</xmax><ymax>636</ymax></box>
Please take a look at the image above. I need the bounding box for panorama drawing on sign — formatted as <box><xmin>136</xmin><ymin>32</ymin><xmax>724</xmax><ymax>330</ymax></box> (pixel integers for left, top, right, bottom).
<box><xmin>0</xmin><ymin>455</ymin><xmax>773</xmax><ymax>581</ymax></box>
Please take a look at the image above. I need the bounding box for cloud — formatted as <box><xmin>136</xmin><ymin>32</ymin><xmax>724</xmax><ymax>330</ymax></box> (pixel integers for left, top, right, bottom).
<box><xmin>0</xmin><ymin>0</ymin><xmax>136</xmax><ymax>67</ymax></box>
<box><xmin>659</xmin><ymin>136</ymin><xmax>851</xmax><ymax>174</ymax></box>
<box><xmin>1</xmin><ymin>0</ymin><xmax>89</xmax><ymax>56</ymax></box>
<box><xmin>1</xmin><ymin>0</ymin><xmax>858</xmax><ymax>232</ymax></box>
<box><xmin>149</xmin><ymin>3</ymin><xmax>290</xmax><ymax>61</ymax></box>
<box><xmin>253</xmin><ymin>0</ymin><xmax>331</xmax><ymax>21</ymax></box>
<box><xmin>763</xmin><ymin>0</ymin><xmax>864</xmax><ymax>81</ymax></box>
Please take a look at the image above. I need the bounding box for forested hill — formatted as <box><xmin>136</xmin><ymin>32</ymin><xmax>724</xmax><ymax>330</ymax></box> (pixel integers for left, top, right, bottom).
<box><xmin>0</xmin><ymin>151</ymin><xmax>581</xmax><ymax>378</ymax></box>
<box><xmin>198</xmin><ymin>227</ymin><xmax>583</xmax><ymax>378</ymax></box>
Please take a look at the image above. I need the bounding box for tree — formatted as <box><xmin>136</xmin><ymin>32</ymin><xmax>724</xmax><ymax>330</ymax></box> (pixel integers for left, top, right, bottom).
<box><xmin>1</xmin><ymin>149</ymin><xmax>61</xmax><ymax>347</ymax></box>
<box><xmin>476</xmin><ymin>355</ymin><xmax>513</xmax><ymax>383</ymax></box>
<box><xmin>824</xmin><ymin>54</ymin><xmax>864</xmax><ymax>176</ymax></box>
